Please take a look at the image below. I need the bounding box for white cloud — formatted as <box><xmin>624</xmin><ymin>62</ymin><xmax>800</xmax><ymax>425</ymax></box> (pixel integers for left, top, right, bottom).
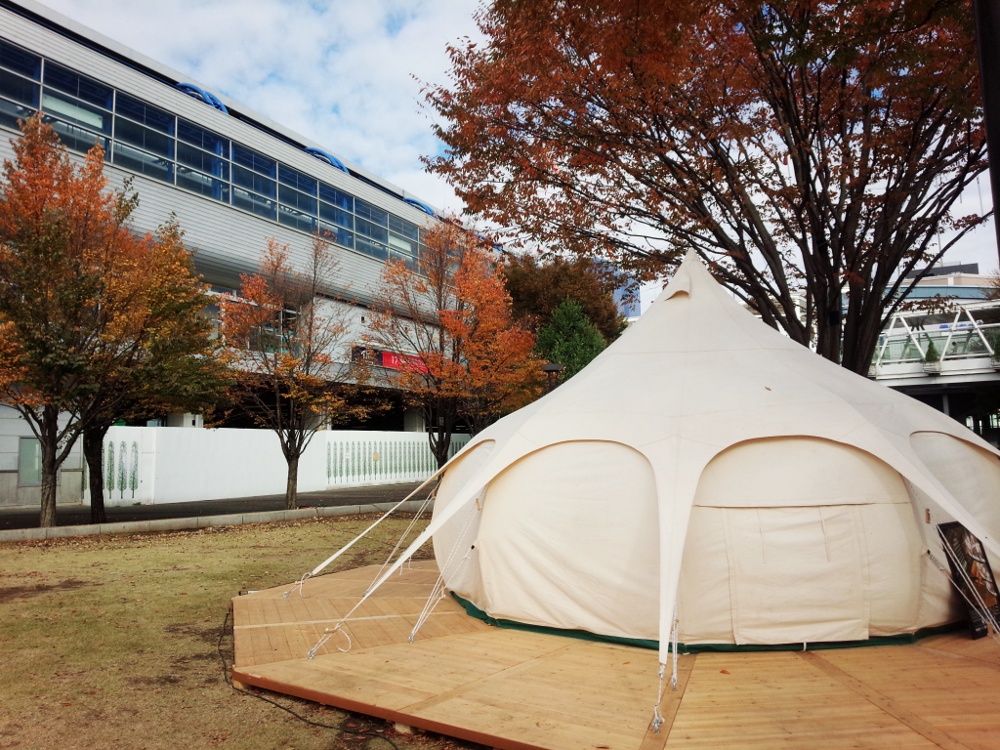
<box><xmin>40</xmin><ymin>0</ymin><xmax>482</xmax><ymax>213</ymax></box>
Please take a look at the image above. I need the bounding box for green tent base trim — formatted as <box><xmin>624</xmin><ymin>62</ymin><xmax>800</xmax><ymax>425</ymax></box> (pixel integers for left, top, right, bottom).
<box><xmin>451</xmin><ymin>593</ymin><xmax>963</xmax><ymax>654</ymax></box>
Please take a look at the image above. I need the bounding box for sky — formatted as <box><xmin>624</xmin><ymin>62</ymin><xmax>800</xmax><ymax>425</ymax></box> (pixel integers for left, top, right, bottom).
<box><xmin>40</xmin><ymin>0</ymin><xmax>483</xmax><ymax>216</ymax></box>
<box><xmin>35</xmin><ymin>0</ymin><xmax>1000</xmax><ymax>282</ymax></box>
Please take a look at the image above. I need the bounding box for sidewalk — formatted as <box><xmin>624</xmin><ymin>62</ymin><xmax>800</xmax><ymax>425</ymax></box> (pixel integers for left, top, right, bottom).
<box><xmin>0</xmin><ymin>481</ymin><xmax>427</xmax><ymax>542</ymax></box>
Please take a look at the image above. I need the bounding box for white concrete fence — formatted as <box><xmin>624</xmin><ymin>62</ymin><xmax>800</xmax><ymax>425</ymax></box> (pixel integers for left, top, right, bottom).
<box><xmin>84</xmin><ymin>428</ymin><xmax>469</xmax><ymax>506</ymax></box>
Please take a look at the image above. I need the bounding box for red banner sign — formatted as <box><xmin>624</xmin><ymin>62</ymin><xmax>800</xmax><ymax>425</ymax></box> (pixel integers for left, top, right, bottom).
<box><xmin>353</xmin><ymin>346</ymin><xmax>428</xmax><ymax>373</ymax></box>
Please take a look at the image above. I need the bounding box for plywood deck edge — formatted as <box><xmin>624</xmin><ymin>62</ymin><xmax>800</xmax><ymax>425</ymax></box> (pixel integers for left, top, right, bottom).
<box><xmin>231</xmin><ymin>665</ymin><xmax>546</xmax><ymax>750</ymax></box>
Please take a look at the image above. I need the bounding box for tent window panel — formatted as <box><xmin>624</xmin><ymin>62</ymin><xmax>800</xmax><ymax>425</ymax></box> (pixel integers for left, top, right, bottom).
<box><xmin>860</xmin><ymin>503</ymin><xmax>927</xmax><ymax>634</ymax></box>
<box><xmin>695</xmin><ymin>437</ymin><xmax>910</xmax><ymax>508</ymax></box>
<box><xmin>475</xmin><ymin>441</ymin><xmax>660</xmax><ymax>642</ymax></box>
<box><xmin>678</xmin><ymin>507</ymin><xmax>738</xmax><ymax>645</ymax></box>
<box><xmin>724</xmin><ymin>506</ymin><xmax>869</xmax><ymax>645</ymax></box>
<box><xmin>910</xmin><ymin>431</ymin><xmax>1000</xmax><ymax>556</ymax></box>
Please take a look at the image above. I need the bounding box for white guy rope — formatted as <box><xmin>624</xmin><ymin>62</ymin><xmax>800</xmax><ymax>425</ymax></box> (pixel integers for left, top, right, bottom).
<box><xmin>365</xmin><ymin>485</ymin><xmax>437</xmax><ymax>595</ymax></box>
<box><xmin>651</xmin><ymin>662</ymin><xmax>666</xmax><ymax>733</ymax></box>
<box><xmin>307</xmin><ymin>472</ymin><xmax>442</xmax><ymax>580</ymax></box>
<box><xmin>306</xmin><ymin>622</ymin><xmax>352</xmax><ymax>659</ymax></box>
<box><xmin>282</xmin><ymin>571</ymin><xmax>311</xmax><ymax>599</ymax></box>
<box><xmin>408</xmin><ymin>492</ymin><xmax>482</xmax><ymax>642</ymax></box>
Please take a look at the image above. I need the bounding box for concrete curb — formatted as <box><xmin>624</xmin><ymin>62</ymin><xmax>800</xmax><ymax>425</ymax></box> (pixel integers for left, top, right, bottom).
<box><xmin>0</xmin><ymin>500</ymin><xmax>429</xmax><ymax>544</ymax></box>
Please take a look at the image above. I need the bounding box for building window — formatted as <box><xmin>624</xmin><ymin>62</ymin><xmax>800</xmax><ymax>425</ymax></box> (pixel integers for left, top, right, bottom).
<box><xmin>0</xmin><ymin>70</ymin><xmax>38</xmax><ymax>130</ymax></box>
<box><xmin>0</xmin><ymin>39</ymin><xmax>433</xmax><ymax>262</ymax></box>
<box><xmin>278</xmin><ymin>164</ymin><xmax>317</xmax><ymax>195</ymax></box>
<box><xmin>232</xmin><ymin>187</ymin><xmax>276</xmax><ymax>220</ymax></box>
<box><xmin>232</xmin><ymin>143</ymin><xmax>276</xmax><ymax>179</ymax></box>
<box><xmin>319</xmin><ymin>183</ymin><xmax>353</xmax><ymax>212</ymax></box>
<box><xmin>355</xmin><ymin>198</ymin><xmax>388</xmax><ymax>227</ymax></box>
<box><xmin>17</xmin><ymin>437</ymin><xmax>41</xmax><ymax>486</ymax></box>
<box><xmin>115</xmin><ymin>92</ymin><xmax>174</xmax><ymax>134</ymax></box>
<box><xmin>112</xmin><ymin>140</ymin><xmax>173</xmax><ymax>182</ymax></box>
<box><xmin>318</xmin><ymin>221</ymin><xmax>353</xmax><ymax>249</ymax></box>
<box><xmin>177</xmin><ymin>119</ymin><xmax>228</xmax><ymax>157</ymax></box>
<box><xmin>0</xmin><ymin>38</ymin><xmax>41</xmax><ymax>80</ymax></box>
<box><xmin>356</xmin><ymin>218</ymin><xmax>388</xmax><ymax>244</ymax></box>
<box><xmin>43</xmin><ymin>61</ymin><xmax>113</xmax><ymax>109</ymax></box>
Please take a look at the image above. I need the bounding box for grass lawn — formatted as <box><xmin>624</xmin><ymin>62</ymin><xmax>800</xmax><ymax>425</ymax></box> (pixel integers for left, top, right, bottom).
<box><xmin>0</xmin><ymin>516</ymin><xmax>479</xmax><ymax>750</ymax></box>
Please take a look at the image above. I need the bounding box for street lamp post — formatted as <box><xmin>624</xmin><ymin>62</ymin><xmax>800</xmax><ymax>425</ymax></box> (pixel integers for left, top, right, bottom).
<box><xmin>541</xmin><ymin>362</ymin><xmax>565</xmax><ymax>393</ymax></box>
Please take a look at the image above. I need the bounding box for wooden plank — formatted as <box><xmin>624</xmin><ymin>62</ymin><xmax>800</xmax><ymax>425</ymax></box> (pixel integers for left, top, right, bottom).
<box><xmin>916</xmin><ymin>633</ymin><xmax>1000</xmax><ymax>670</ymax></box>
<box><xmin>814</xmin><ymin>641</ymin><xmax>1000</xmax><ymax>750</ymax></box>
<box><xmin>401</xmin><ymin>639</ymin><xmax>582</xmax><ymax>714</ymax></box>
<box><xmin>667</xmin><ymin>651</ymin><xmax>940</xmax><ymax>750</ymax></box>
<box><xmin>638</xmin><ymin>654</ymin><xmax>694</xmax><ymax>750</ymax></box>
<box><xmin>232</xmin><ymin>565</ymin><xmax>1000</xmax><ymax>750</ymax></box>
<box><xmin>798</xmin><ymin>650</ymin><xmax>974</xmax><ymax>750</ymax></box>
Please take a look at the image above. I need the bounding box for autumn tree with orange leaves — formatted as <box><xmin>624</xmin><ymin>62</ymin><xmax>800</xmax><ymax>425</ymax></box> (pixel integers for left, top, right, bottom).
<box><xmin>426</xmin><ymin>0</ymin><xmax>989</xmax><ymax>374</ymax></box>
<box><xmin>0</xmin><ymin>115</ymin><xmax>221</xmax><ymax>526</ymax></box>
<box><xmin>366</xmin><ymin>221</ymin><xmax>541</xmax><ymax>466</ymax></box>
<box><xmin>221</xmin><ymin>234</ymin><xmax>371</xmax><ymax>509</ymax></box>
<box><xmin>79</xmin><ymin>216</ymin><xmax>226</xmax><ymax>524</ymax></box>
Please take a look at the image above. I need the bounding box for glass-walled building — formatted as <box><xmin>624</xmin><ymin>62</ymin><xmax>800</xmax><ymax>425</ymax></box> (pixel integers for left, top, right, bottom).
<box><xmin>0</xmin><ymin>0</ymin><xmax>435</xmax><ymax>296</ymax></box>
<box><xmin>0</xmin><ymin>0</ymin><xmax>438</xmax><ymax>504</ymax></box>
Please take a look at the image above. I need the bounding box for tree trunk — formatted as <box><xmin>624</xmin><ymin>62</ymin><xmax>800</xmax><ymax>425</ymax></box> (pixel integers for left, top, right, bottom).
<box><xmin>430</xmin><ymin>432</ymin><xmax>451</xmax><ymax>469</ymax></box>
<box><xmin>83</xmin><ymin>424</ymin><xmax>110</xmax><ymax>524</ymax></box>
<box><xmin>38</xmin><ymin>452</ymin><xmax>58</xmax><ymax>528</ymax></box>
<box><xmin>38</xmin><ymin>405</ymin><xmax>60</xmax><ymax>528</ymax></box>
<box><xmin>423</xmin><ymin>398</ymin><xmax>456</xmax><ymax>469</ymax></box>
<box><xmin>285</xmin><ymin>454</ymin><xmax>299</xmax><ymax>510</ymax></box>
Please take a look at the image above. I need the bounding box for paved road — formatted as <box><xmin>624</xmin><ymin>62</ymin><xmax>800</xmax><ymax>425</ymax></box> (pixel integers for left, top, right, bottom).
<box><xmin>0</xmin><ymin>482</ymin><xmax>426</xmax><ymax>531</ymax></box>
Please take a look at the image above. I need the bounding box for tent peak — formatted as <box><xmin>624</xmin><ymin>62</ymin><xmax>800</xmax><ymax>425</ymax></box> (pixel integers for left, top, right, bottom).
<box><xmin>660</xmin><ymin>250</ymin><xmax>707</xmax><ymax>302</ymax></box>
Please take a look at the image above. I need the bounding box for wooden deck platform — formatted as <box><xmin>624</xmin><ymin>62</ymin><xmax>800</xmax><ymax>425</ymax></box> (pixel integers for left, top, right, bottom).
<box><xmin>232</xmin><ymin>562</ymin><xmax>1000</xmax><ymax>749</ymax></box>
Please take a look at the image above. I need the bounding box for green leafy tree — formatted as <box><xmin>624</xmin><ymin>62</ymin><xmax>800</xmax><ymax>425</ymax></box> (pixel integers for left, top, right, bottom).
<box><xmin>503</xmin><ymin>254</ymin><xmax>627</xmax><ymax>342</ymax></box>
<box><xmin>535</xmin><ymin>298</ymin><xmax>607</xmax><ymax>379</ymax></box>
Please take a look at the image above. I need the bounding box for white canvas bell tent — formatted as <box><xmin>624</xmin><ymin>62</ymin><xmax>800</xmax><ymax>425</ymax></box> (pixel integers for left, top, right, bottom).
<box><xmin>307</xmin><ymin>251</ymin><xmax>1000</xmax><ymax>669</ymax></box>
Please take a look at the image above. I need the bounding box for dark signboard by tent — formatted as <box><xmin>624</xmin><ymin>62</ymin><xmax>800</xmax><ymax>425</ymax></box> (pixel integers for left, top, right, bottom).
<box><xmin>938</xmin><ymin>521</ymin><xmax>1000</xmax><ymax>638</ymax></box>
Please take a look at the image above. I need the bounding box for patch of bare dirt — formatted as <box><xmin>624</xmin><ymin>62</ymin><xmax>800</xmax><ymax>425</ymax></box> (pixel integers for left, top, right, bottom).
<box><xmin>0</xmin><ymin>577</ymin><xmax>88</xmax><ymax>604</ymax></box>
